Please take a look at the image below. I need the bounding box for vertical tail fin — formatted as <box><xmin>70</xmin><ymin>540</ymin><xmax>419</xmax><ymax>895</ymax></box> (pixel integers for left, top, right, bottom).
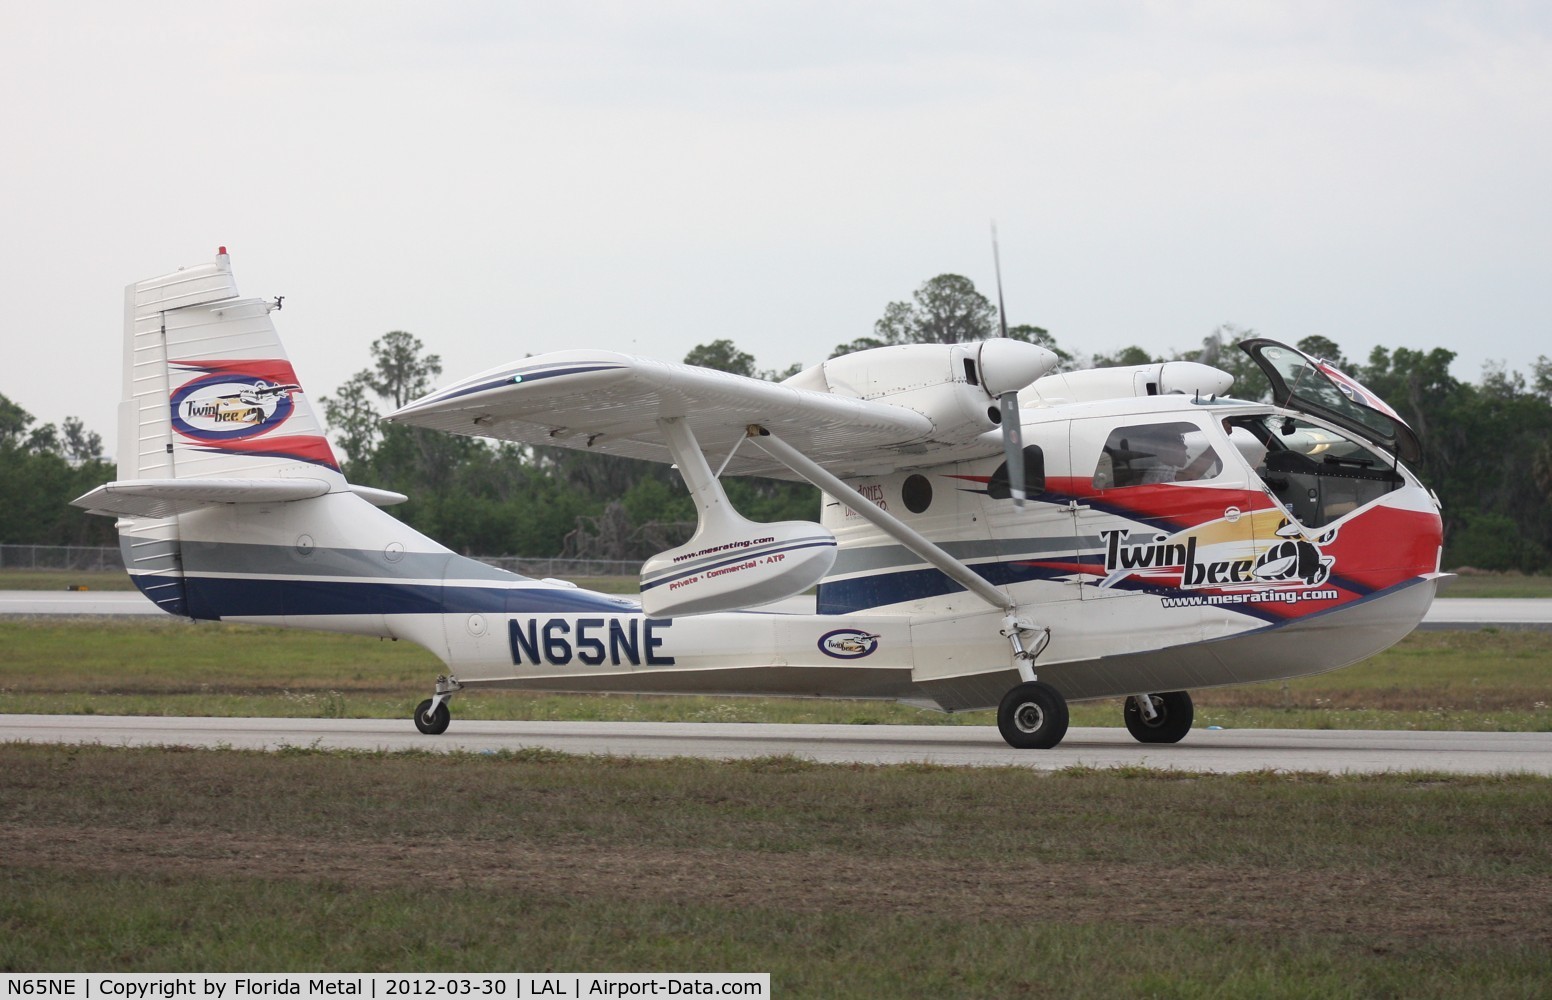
<box><xmin>80</xmin><ymin>248</ymin><xmax>359</xmax><ymax>617</ymax></box>
<box><xmin>120</xmin><ymin>247</ymin><xmax>342</xmax><ymax>481</ymax></box>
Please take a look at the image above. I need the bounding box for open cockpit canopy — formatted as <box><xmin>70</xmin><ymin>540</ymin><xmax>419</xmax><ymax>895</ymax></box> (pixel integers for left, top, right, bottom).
<box><xmin>1240</xmin><ymin>339</ymin><xmax>1421</xmax><ymax>463</ymax></box>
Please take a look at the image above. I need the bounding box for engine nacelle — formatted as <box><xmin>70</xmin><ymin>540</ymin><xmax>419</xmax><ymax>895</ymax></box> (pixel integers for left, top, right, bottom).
<box><xmin>782</xmin><ymin>341</ymin><xmax>1059</xmax><ymax>445</ymax></box>
<box><xmin>1029</xmin><ymin>361</ymin><xmax>1234</xmax><ymax>405</ymax></box>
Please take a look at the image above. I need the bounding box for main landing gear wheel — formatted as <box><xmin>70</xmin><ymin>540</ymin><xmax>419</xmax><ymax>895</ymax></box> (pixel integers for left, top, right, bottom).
<box><xmin>1124</xmin><ymin>691</ymin><xmax>1193</xmax><ymax>744</ymax></box>
<box><xmin>414</xmin><ymin>698</ymin><xmax>451</xmax><ymax>735</ymax></box>
<box><xmin>997</xmin><ymin>681</ymin><xmax>1070</xmax><ymax>749</ymax></box>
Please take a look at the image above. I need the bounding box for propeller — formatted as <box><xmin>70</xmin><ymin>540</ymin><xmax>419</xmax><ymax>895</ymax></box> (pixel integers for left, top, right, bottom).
<box><xmin>1000</xmin><ymin>390</ymin><xmax>1025</xmax><ymax>505</ymax></box>
<box><xmin>990</xmin><ymin>222</ymin><xmax>1024</xmax><ymax>507</ymax></box>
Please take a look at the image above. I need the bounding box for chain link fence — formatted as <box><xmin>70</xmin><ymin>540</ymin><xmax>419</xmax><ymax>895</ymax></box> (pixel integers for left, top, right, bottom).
<box><xmin>0</xmin><ymin>544</ymin><xmax>126</xmax><ymax>572</ymax></box>
<box><xmin>478</xmin><ymin>556</ymin><xmax>639</xmax><ymax>578</ymax></box>
<box><xmin>0</xmin><ymin>544</ymin><xmax>637</xmax><ymax>579</ymax></box>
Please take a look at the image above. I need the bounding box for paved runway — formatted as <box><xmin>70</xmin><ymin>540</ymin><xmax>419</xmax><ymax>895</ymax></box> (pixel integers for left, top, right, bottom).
<box><xmin>3</xmin><ymin>714</ymin><xmax>1549</xmax><ymax>775</ymax></box>
<box><xmin>0</xmin><ymin>589</ymin><xmax>166</xmax><ymax>615</ymax></box>
<box><xmin>1415</xmin><ymin>597</ymin><xmax>1552</xmax><ymax>629</ymax></box>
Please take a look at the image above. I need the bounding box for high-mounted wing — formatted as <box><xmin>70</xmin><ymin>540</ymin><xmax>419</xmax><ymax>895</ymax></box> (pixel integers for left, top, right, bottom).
<box><xmin>389</xmin><ymin>345</ymin><xmax>1055</xmax><ymax>479</ymax></box>
<box><xmin>392</xmin><ymin>341</ymin><xmax>1061</xmax><ymax>616</ymax></box>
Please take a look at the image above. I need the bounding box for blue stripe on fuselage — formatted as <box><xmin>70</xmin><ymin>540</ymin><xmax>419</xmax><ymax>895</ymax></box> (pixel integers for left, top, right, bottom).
<box><xmin>180</xmin><ymin>576</ymin><xmax>638</xmax><ymax>620</ymax></box>
<box><xmin>816</xmin><ymin>560</ymin><xmax>1079</xmax><ymax>614</ymax></box>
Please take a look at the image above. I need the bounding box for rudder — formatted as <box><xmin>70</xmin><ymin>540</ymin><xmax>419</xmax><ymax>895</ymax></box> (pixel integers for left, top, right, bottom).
<box><xmin>83</xmin><ymin>248</ymin><xmax>351</xmax><ymax>616</ymax></box>
<box><xmin>119</xmin><ymin>247</ymin><xmax>342</xmax><ymax>481</ymax></box>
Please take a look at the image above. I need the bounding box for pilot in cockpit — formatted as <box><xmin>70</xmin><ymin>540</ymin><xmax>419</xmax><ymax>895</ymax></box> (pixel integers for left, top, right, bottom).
<box><xmin>1134</xmin><ymin>428</ymin><xmax>1193</xmax><ymax>483</ymax></box>
<box><xmin>1099</xmin><ymin>421</ymin><xmax>1227</xmax><ymax>488</ymax></box>
<box><xmin>1136</xmin><ymin>426</ymin><xmax>1224</xmax><ymax>483</ymax></box>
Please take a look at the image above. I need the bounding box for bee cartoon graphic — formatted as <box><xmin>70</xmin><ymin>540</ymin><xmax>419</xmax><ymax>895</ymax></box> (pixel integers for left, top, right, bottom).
<box><xmin>1253</xmin><ymin>521</ymin><xmax>1338</xmax><ymax>587</ymax></box>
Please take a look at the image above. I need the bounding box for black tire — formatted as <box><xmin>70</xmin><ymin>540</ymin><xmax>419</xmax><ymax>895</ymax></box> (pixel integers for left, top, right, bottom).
<box><xmin>1124</xmin><ymin>691</ymin><xmax>1193</xmax><ymax>744</ymax></box>
<box><xmin>997</xmin><ymin>681</ymin><xmax>1070</xmax><ymax>749</ymax></box>
<box><xmin>414</xmin><ymin>698</ymin><xmax>451</xmax><ymax>735</ymax></box>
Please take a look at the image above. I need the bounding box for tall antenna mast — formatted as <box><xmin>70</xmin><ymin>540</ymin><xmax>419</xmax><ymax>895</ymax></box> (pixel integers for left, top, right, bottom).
<box><xmin>991</xmin><ymin>220</ymin><xmax>1009</xmax><ymax>339</ymax></box>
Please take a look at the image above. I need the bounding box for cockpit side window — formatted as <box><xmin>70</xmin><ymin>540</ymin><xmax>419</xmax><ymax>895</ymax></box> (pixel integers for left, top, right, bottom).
<box><xmin>1093</xmin><ymin>421</ymin><xmax>1222</xmax><ymax>489</ymax></box>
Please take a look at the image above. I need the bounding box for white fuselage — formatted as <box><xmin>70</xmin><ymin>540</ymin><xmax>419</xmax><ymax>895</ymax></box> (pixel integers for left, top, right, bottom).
<box><xmin>131</xmin><ymin>393</ymin><xmax>1443</xmax><ymax>713</ymax></box>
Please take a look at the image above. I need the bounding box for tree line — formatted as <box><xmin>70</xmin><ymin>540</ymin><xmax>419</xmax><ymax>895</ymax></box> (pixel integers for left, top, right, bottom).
<box><xmin>7</xmin><ymin>273</ymin><xmax>1550</xmax><ymax>571</ymax></box>
<box><xmin>0</xmin><ymin>396</ymin><xmax>116</xmax><ymax>547</ymax></box>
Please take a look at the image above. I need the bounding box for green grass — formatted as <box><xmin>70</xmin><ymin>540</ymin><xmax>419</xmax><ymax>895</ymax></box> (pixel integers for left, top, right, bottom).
<box><xmin>0</xmin><ymin>569</ymin><xmax>138</xmax><ymax>591</ymax></box>
<box><xmin>1438</xmin><ymin>571</ymin><xmax>1552</xmax><ymax>597</ymax></box>
<box><xmin>2</xmin><ymin>618</ymin><xmax>1550</xmax><ymax>731</ymax></box>
<box><xmin>3</xmin><ymin>744</ymin><xmax>1550</xmax><ymax>992</ymax></box>
<box><xmin>5</xmin><ymin>575</ymin><xmax>1546</xmax><ymax>990</ymax></box>
<box><xmin>10</xmin><ymin>874</ymin><xmax>1547</xmax><ymax>993</ymax></box>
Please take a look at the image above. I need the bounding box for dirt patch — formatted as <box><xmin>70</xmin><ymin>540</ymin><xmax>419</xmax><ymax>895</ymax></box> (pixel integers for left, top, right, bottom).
<box><xmin>5</xmin><ymin>821</ymin><xmax>1545</xmax><ymax>947</ymax></box>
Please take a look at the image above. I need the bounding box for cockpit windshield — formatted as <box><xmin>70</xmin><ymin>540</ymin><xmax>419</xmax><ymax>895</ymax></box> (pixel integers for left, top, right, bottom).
<box><xmin>1227</xmin><ymin>413</ymin><xmax>1403</xmax><ymax>528</ymax></box>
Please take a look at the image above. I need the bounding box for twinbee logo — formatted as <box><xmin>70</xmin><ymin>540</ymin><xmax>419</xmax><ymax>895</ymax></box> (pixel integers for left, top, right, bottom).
<box><xmin>170</xmin><ymin>369</ymin><xmax>300</xmax><ymax>442</ymax></box>
<box><xmin>1101</xmin><ymin>520</ymin><xmax>1338</xmax><ymax>591</ymax></box>
<box><xmin>818</xmin><ymin>629</ymin><xmax>880</xmax><ymax>659</ymax></box>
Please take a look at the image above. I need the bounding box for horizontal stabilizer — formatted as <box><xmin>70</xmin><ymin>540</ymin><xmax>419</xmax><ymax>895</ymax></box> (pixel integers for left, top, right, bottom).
<box><xmin>72</xmin><ymin>477</ymin><xmax>334</xmax><ymax>518</ymax></box>
<box><xmin>349</xmin><ymin>484</ymin><xmax>410</xmax><ymax>507</ymax></box>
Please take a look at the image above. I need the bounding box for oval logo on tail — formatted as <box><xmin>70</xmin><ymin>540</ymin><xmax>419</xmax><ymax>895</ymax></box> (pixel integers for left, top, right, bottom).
<box><xmin>170</xmin><ymin>373</ymin><xmax>299</xmax><ymax>441</ymax></box>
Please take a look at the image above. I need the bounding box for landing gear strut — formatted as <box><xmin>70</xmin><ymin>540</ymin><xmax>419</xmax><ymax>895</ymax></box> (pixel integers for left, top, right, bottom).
<box><xmin>413</xmin><ymin>675</ymin><xmax>461</xmax><ymax>735</ymax></box>
<box><xmin>1124</xmin><ymin>690</ymin><xmax>1194</xmax><ymax>744</ymax></box>
<box><xmin>997</xmin><ymin>681</ymin><xmax>1070</xmax><ymax>749</ymax></box>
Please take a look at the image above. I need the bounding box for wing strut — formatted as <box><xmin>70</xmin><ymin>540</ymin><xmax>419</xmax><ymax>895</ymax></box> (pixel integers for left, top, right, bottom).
<box><xmin>746</xmin><ymin>426</ymin><xmax>1049</xmax><ymax>680</ymax></box>
<box><xmin>659</xmin><ymin>417</ymin><xmax>731</xmax><ymax>524</ymax></box>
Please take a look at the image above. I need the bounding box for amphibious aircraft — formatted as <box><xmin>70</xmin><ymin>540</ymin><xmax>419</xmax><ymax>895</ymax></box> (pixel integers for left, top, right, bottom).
<box><xmin>74</xmin><ymin>249</ymin><xmax>1447</xmax><ymax>749</ymax></box>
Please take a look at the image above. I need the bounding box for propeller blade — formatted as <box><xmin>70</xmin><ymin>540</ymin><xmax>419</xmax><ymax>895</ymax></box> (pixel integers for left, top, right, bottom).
<box><xmin>991</xmin><ymin>221</ymin><xmax>1010</xmax><ymax>339</ymax></box>
<box><xmin>992</xmin><ymin>224</ymin><xmax>1033</xmax><ymax>508</ymax></box>
<box><xmin>1000</xmin><ymin>390</ymin><xmax>1025</xmax><ymax>507</ymax></box>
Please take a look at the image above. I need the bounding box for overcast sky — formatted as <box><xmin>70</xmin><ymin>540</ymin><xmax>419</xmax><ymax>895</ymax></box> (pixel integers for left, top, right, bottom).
<box><xmin>4</xmin><ymin>1</ymin><xmax>1549</xmax><ymax>459</ymax></box>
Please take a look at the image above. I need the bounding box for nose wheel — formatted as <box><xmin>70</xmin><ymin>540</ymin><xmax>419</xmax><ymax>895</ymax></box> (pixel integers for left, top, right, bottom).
<box><xmin>997</xmin><ymin>680</ymin><xmax>1070</xmax><ymax>749</ymax></box>
<box><xmin>413</xmin><ymin>698</ymin><xmax>451</xmax><ymax>735</ymax></box>
<box><xmin>1124</xmin><ymin>691</ymin><xmax>1193</xmax><ymax>743</ymax></box>
<box><xmin>413</xmin><ymin>675</ymin><xmax>461</xmax><ymax>735</ymax></box>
